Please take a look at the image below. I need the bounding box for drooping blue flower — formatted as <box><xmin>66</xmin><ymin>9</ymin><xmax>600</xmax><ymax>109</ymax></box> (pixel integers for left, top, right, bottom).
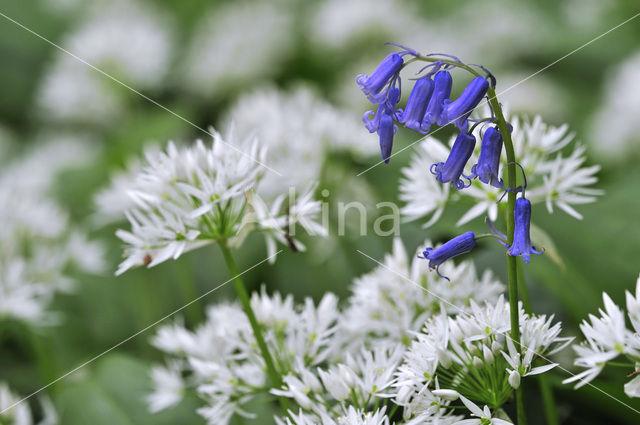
<box><xmin>419</xmin><ymin>231</ymin><xmax>477</xmax><ymax>280</ymax></box>
<box><xmin>507</xmin><ymin>198</ymin><xmax>543</xmax><ymax>263</ymax></box>
<box><xmin>398</xmin><ymin>77</ymin><xmax>434</xmax><ymax>133</ymax></box>
<box><xmin>442</xmin><ymin>76</ymin><xmax>489</xmax><ymax>130</ymax></box>
<box><xmin>421</xmin><ymin>71</ymin><xmax>452</xmax><ymax>132</ymax></box>
<box><xmin>356</xmin><ymin>53</ymin><xmax>404</xmax><ymax>100</ymax></box>
<box><xmin>362</xmin><ymin>87</ymin><xmax>400</xmax><ymax>133</ymax></box>
<box><xmin>378</xmin><ymin>113</ymin><xmax>396</xmax><ymax>164</ymax></box>
<box><xmin>362</xmin><ymin>87</ymin><xmax>400</xmax><ymax>163</ymax></box>
<box><xmin>430</xmin><ymin>132</ymin><xmax>476</xmax><ymax>189</ymax></box>
<box><xmin>471</xmin><ymin>126</ymin><xmax>504</xmax><ymax>189</ymax></box>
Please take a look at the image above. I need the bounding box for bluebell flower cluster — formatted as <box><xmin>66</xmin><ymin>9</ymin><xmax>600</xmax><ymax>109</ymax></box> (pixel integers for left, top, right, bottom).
<box><xmin>357</xmin><ymin>47</ymin><xmax>491</xmax><ymax>168</ymax></box>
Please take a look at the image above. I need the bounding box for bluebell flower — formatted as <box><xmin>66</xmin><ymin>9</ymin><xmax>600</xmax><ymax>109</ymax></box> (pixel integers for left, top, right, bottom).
<box><xmin>378</xmin><ymin>113</ymin><xmax>396</xmax><ymax>164</ymax></box>
<box><xmin>507</xmin><ymin>198</ymin><xmax>543</xmax><ymax>263</ymax></box>
<box><xmin>362</xmin><ymin>87</ymin><xmax>400</xmax><ymax>133</ymax></box>
<box><xmin>398</xmin><ymin>77</ymin><xmax>434</xmax><ymax>133</ymax></box>
<box><xmin>430</xmin><ymin>132</ymin><xmax>476</xmax><ymax>189</ymax></box>
<box><xmin>471</xmin><ymin>126</ymin><xmax>504</xmax><ymax>189</ymax></box>
<box><xmin>356</xmin><ymin>53</ymin><xmax>404</xmax><ymax>100</ymax></box>
<box><xmin>421</xmin><ymin>71</ymin><xmax>452</xmax><ymax>132</ymax></box>
<box><xmin>419</xmin><ymin>231</ymin><xmax>477</xmax><ymax>280</ymax></box>
<box><xmin>442</xmin><ymin>76</ymin><xmax>489</xmax><ymax>130</ymax></box>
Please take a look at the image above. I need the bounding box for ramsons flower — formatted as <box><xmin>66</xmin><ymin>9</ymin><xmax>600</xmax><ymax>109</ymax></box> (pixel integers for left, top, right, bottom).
<box><xmin>430</xmin><ymin>132</ymin><xmax>476</xmax><ymax>189</ymax></box>
<box><xmin>356</xmin><ymin>53</ymin><xmax>403</xmax><ymax>100</ymax></box>
<box><xmin>442</xmin><ymin>76</ymin><xmax>489</xmax><ymax>130</ymax></box>
<box><xmin>419</xmin><ymin>231</ymin><xmax>477</xmax><ymax>279</ymax></box>
<box><xmin>422</xmin><ymin>70</ymin><xmax>452</xmax><ymax>132</ymax></box>
<box><xmin>471</xmin><ymin>126</ymin><xmax>504</xmax><ymax>189</ymax></box>
<box><xmin>398</xmin><ymin>77</ymin><xmax>434</xmax><ymax>132</ymax></box>
<box><xmin>506</xmin><ymin>198</ymin><xmax>543</xmax><ymax>263</ymax></box>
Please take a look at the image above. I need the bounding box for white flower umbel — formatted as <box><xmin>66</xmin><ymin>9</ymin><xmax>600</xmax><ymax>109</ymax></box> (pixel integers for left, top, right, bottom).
<box><xmin>340</xmin><ymin>238</ymin><xmax>504</xmax><ymax>350</ymax></box>
<box><xmin>37</xmin><ymin>0</ymin><xmax>173</xmax><ymax>124</ymax></box>
<box><xmin>181</xmin><ymin>2</ymin><xmax>294</xmax><ymax>97</ymax></box>
<box><xmin>399</xmin><ymin>111</ymin><xmax>602</xmax><ymax>227</ymax></box>
<box><xmin>395</xmin><ymin>296</ymin><xmax>570</xmax><ymax>417</ymax></box>
<box><xmin>0</xmin><ymin>139</ymin><xmax>104</xmax><ymax>325</ymax></box>
<box><xmin>114</xmin><ymin>129</ymin><xmax>325</xmax><ymax>274</ymax></box>
<box><xmin>222</xmin><ymin>86</ymin><xmax>374</xmax><ymax>198</ymax></box>
<box><xmin>150</xmin><ymin>291</ymin><xmax>342</xmax><ymax>425</ymax></box>
<box><xmin>564</xmin><ymin>274</ymin><xmax>640</xmax><ymax>396</ymax></box>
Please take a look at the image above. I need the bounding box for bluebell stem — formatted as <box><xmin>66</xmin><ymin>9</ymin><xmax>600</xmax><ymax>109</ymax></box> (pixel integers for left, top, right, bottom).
<box><xmin>430</xmin><ymin>132</ymin><xmax>476</xmax><ymax>189</ymax></box>
<box><xmin>471</xmin><ymin>126</ymin><xmax>504</xmax><ymax>189</ymax></box>
<box><xmin>442</xmin><ymin>76</ymin><xmax>489</xmax><ymax>130</ymax></box>
<box><xmin>356</xmin><ymin>53</ymin><xmax>404</xmax><ymax>101</ymax></box>
<box><xmin>398</xmin><ymin>77</ymin><xmax>434</xmax><ymax>133</ymax></box>
<box><xmin>419</xmin><ymin>231</ymin><xmax>477</xmax><ymax>280</ymax></box>
<box><xmin>507</xmin><ymin>197</ymin><xmax>543</xmax><ymax>263</ymax></box>
<box><xmin>421</xmin><ymin>70</ymin><xmax>452</xmax><ymax>133</ymax></box>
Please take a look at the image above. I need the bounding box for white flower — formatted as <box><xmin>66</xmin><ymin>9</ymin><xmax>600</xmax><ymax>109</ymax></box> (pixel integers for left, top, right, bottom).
<box><xmin>589</xmin><ymin>49</ymin><xmax>640</xmax><ymax>159</ymax></box>
<box><xmin>0</xmin><ymin>381</ymin><xmax>58</xmax><ymax>425</ymax></box>
<box><xmin>37</xmin><ymin>1</ymin><xmax>173</xmax><ymax>124</ymax></box>
<box><xmin>147</xmin><ymin>363</ymin><xmax>185</xmax><ymax>413</ymax></box>
<box><xmin>399</xmin><ymin>112</ymin><xmax>602</xmax><ymax>227</ymax></box>
<box><xmin>565</xmin><ymin>277</ymin><xmax>640</xmax><ymax>390</ymax></box>
<box><xmin>222</xmin><ymin>86</ymin><xmax>373</xmax><ymax>198</ymax></box>
<box><xmin>396</xmin><ymin>296</ymin><xmax>569</xmax><ymax>415</ymax></box>
<box><xmin>113</xmin><ymin>128</ymin><xmax>325</xmax><ymax>273</ymax></box>
<box><xmin>454</xmin><ymin>395</ymin><xmax>513</xmax><ymax>425</ymax></box>
<box><xmin>340</xmin><ymin>238</ymin><xmax>504</xmax><ymax>350</ymax></box>
<box><xmin>0</xmin><ymin>139</ymin><xmax>104</xmax><ymax>325</ymax></box>
<box><xmin>181</xmin><ymin>3</ymin><xmax>294</xmax><ymax>97</ymax></box>
<box><xmin>624</xmin><ymin>374</ymin><xmax>640</xmax><ymax>398</ymax></box>
<box><xmin>399</xmin><ymin>138</ymin><xmax>450</xmax><ymax>227</ymax></box>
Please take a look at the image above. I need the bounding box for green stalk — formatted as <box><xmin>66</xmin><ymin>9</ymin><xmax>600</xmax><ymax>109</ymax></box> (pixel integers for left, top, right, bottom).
<box><xmin>517</xmin><ymin>262</ymin><xmax>558</xmax><ymax>425</ymax></box>
<box><xmin>487</xmin><ymin>87</ymin><xmax>527</xmax><ymax>425</ymax></box>
<box><xmin>217</xmin><ymin>241</ymin><xmax>287</xmax><ymax>408</ymax></box>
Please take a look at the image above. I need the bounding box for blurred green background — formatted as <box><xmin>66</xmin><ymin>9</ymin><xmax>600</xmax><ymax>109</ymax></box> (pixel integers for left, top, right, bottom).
<box><xmin>1</xmin><ymin>0</ymin><xmax>640</xmax><ymax>423</ymax></box>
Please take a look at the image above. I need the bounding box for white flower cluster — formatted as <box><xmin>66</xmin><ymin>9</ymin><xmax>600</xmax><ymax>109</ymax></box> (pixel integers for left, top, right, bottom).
<box><xmin>341</xmin><ymin>238</ymin><xmax>504</xmax><ymax>347</ymax></box>
<box><xmin>394</xmin><ymin>296</ymin><xmax>571</xmax><ymax>423</ymax></box>
<box><xmin>149</xmin><ymin>290</ymin><xmax>340</xmax><ymax>424</ymax></box>
<box><xmin>112</xmin><ymin>129</ymin><xmax>325</xmax><ymax>275</ymax></box>
<box><xmin>181</xmin><ymin>2</ymin><xmax>294</xmax><ymax>97</ymax></box>
<box><xmin>400</xmin><ymin>111</ymin><xmax>602</xmax><ymax>228</ymax></box>
<box><xmin>564</xmin><ymin>274</ymin><xmax>640</xmax><ymax>397</ymax></box>
<box><xmin>0</xmin><ymin>138</ymin><xmax>104</xmax><ymax>324</ymax></box>
<box><xmin>37</xmin><ymin>0</ymin><xmax>173</xmax><ymax>124</ymax></box>
<box><xmin>222</xmin><ymin>85</ymin><xmax>374</xmax><ymax>198</ymax></box>
<box><xmin>148</xmin><ymin>240</ymin><xmax>543</xmax><ymax>424</ymax></box>
<box><xmin>0</xmin><ymin>381</ymin><xmax>57</xmax><ymax>425</ymax></box>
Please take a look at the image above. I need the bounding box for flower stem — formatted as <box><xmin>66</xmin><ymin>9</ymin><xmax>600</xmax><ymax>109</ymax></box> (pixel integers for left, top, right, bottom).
<box><xmin>516</xmin><ymin>262</ymin><xmax>558</xmax><ymax>425</ymax></box>
<box><xmin>487</xmin><ymin>87</ymin><xmax>527</xmax><ymax>425</ymax></box>
<box><xmin>217</xmin><ymin>242</ymin><xmax>284</xmax><ymax>395</ymax></box>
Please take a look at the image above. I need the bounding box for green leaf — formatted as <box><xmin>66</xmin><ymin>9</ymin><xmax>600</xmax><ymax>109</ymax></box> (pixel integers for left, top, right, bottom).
<box><xmin>530</xmin><ymin>222</ymin><xmax>565</xmax><ymax>270</ymax></box>
<box><xmin>56</xmin><ymin>353</ymin><xmax>202</xmax><ymax>425</ymax></box>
